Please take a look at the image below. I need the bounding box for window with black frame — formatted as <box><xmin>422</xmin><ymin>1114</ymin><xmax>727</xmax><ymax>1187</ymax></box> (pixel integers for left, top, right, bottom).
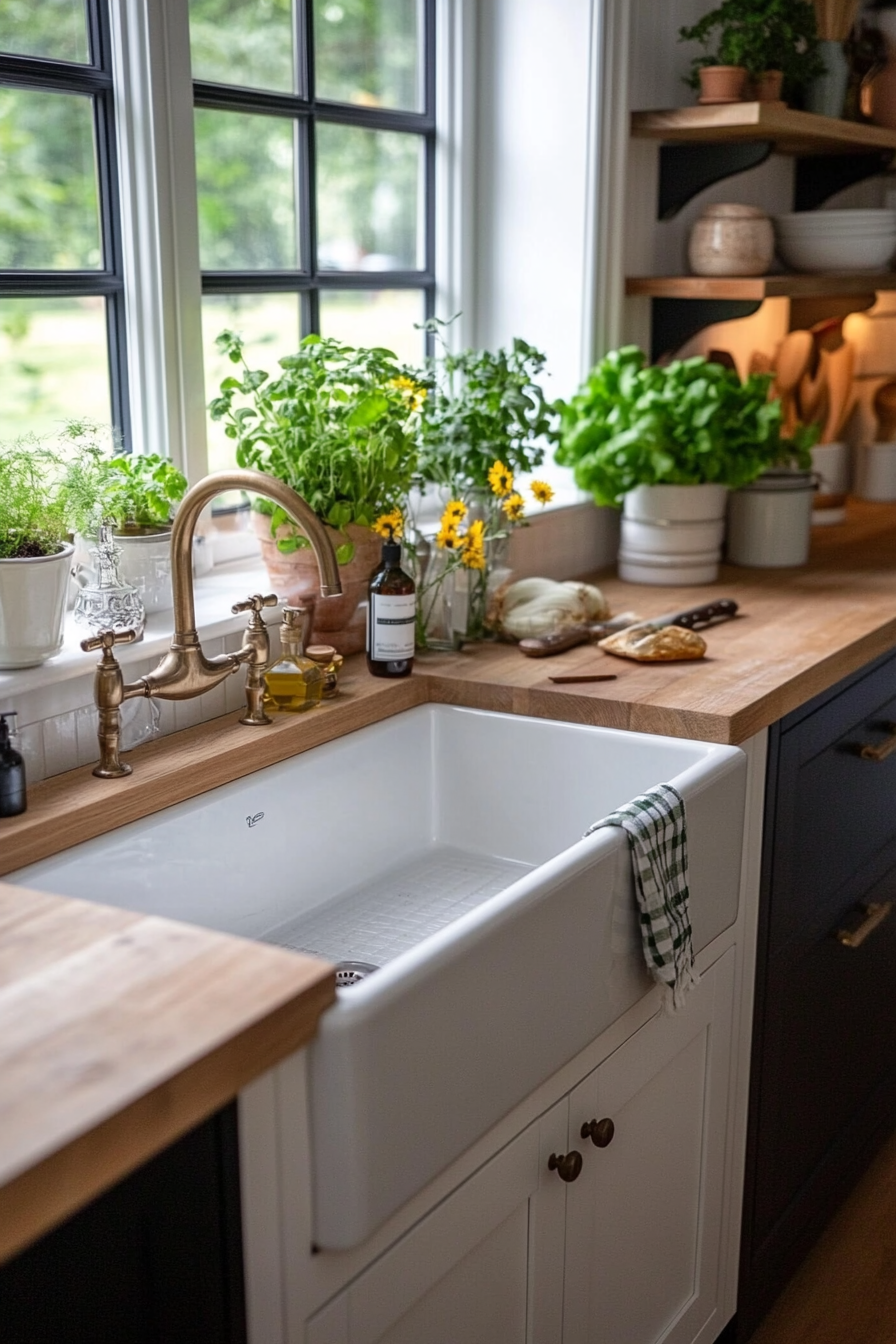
<box><xmin>0</xmin><ymin>0</ymin><xmax>128</xmax><ymax>444</ymax></box>
<box><xmin>190</xmin><ymin>0</ymin><xmax>436</xmax><ymax>472</ymax></box>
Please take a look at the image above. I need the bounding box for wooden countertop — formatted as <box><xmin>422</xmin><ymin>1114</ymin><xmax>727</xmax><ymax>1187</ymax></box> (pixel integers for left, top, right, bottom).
<box><xmin>0</xmin><ymin>499</ymin><xmax>893</xmax><ymax>1262</ymax></box>
<box><xmin>0</xmin><ymin>882</ymin><xmax>334</xmax><ymax>1264</ymax></box>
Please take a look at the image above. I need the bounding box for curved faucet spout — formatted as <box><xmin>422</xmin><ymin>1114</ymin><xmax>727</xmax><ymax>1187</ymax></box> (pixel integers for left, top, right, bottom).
<box><xmin>170</xmin><ymin>469</ymin><xmax>343</xmax><ymax>641</ymax></box>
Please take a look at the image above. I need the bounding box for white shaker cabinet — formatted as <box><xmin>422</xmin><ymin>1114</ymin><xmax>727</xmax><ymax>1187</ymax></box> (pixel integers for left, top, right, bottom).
<box><xmin>306</xmin><ymin>948</ymin><xmax>735</xmax><ymax>1344</ymax></box>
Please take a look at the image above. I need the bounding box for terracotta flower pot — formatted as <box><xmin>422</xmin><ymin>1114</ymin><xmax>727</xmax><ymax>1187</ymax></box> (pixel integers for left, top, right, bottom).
<box><xmin>697</xmin><ymin>65</ymin><xmax>748</xmax><ymax>104</ymax></box>
<box><xmin>251</xmin><ymin>513</ymin><xmax>382</xmax><ymax>655</ymax></box>
<box><xmin>746</xmin><ymin>69</ymin><xmax>784</xmax><ymax>102</ymax></box>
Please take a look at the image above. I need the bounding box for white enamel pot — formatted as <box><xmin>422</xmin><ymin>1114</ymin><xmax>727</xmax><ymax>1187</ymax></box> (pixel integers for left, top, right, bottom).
<box><xmin>0</xmin><ymin>543</ymin><xmax>74</xmax><ymax>669</ymax></box>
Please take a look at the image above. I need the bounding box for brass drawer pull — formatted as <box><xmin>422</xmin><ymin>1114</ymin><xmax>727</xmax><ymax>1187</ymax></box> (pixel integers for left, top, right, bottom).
<box><xmin>581</xmin><ymin>1117</ymin><xmax>615</xmax><ymax>1148</ymax></box>
<box><xmin>548</xmin><ymin>1150</ymin><xmax>583</xmax><ymax>1183</ymax></box>
<box><xmin>859</xmin><ymin>723</ymin><xmax>896</xmax><ymax>762</ymax></box>
<box><xmin>835</xmin><ymin>901</ymin><xmax>893</xmax><ymax>949</ymax></box>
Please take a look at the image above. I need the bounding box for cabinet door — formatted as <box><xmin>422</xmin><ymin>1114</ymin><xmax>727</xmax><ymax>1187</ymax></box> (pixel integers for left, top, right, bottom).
<box><xmin>306</xmin><ymin>1100</ymin><xmax>568</xmax><ymax>1344</ymax></box>
<box><xmin>563</xmin><ymin>951</ymin><xmax>735</xmax><ymax>1344</ymax></box>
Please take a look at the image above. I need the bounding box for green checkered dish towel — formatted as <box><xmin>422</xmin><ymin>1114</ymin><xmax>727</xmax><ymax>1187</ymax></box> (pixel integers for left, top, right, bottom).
<box><xmin>585</xmin><ymin>783</ymin><xmax>698</xmax><ymax>1012</ymax></box>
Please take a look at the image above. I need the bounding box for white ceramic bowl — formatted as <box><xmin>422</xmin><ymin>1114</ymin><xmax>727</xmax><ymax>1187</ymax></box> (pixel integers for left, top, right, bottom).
<box><xmin>775</xmin><ymin>209</ymin><xmax>896</xmax><ymax>232</ymax></box>
<box><xmin>774</xmin><ymin>228</ymin><xmax>896</xmax><ymax>273</ymax></box>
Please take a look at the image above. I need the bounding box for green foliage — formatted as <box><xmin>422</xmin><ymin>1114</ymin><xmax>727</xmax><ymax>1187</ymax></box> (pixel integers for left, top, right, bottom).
<box><xmin>415</xmin><ymin>320</ymin><xmax>554</xmax><ymax>494</ymax></box>
<box><xmin>60</xmin><ymin>422</ymin><xmax>187</xmax><ymax>536</ymax></box>
<box><xmin>209</xmin><ymin>330</ymin><xmax>420</xmax><ymax>554</ymax></box>
<box><xmin>552</xmin><ymin>347</ymin><xmax>787</xmax><ymax>507</ymax></box>
<box><xmin>679</xmin><ymin>0</ymin><xmax>823</xmax><ymax>90</ymax></box>
<box><xmin>0</xmin><ymin>437</ymin><xmax>69</xmax><ymax>558</ymax></box>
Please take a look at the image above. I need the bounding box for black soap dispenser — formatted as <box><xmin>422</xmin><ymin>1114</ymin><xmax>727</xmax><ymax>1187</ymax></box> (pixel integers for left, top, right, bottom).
<box><xmin>0</xmin><ymin>713</ymin><xmax>26</xmax><ymax>817</ymax></box>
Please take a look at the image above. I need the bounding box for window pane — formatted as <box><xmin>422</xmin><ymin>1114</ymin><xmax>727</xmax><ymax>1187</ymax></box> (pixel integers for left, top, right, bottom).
<box><xmin>0</xmin><ymin>297</ymin><xmax>111</xmax><ymax>438</ymax></box>
<box><xmin>0</xmin><ymin>0</ymin><xmax>89</xmax><ymax>64</ymax></box>
<box><xmin>314</xmin><ymin>0</ymin><xmax>421</xmax><ymax>111</ymax></box>
<box><xmin>202</xmin><ymin>293</ymin><xmax>300</xmax><ymax>472</ymax></box>
<box><xmin>189</xmin><ymin>0</ymin><xmax>296</xmax><ymax>95</ymax></box>
<box><xmin>319</xmin><ymin>288</ymin><xmax>425</xmax><ymax>365</ymax></box>
<box><xmin>195</xmin><ymin>109</ymin><xmax>299</xmax><ymax>270</ymax></box>
<box><xmin>0</xmin><ymin>88</ymin><xmax>101</xmax><ymax>269</ymax></box>
<box><xmin>317</xmin><ymin>123</ymin><xmax>421</xmax><ymax>271</ymax></box>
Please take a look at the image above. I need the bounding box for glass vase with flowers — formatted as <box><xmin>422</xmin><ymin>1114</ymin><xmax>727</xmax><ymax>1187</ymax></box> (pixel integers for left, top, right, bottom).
<box><xmin>410</xmin><ymin>321</ymin><xmax>555</xmax><ymax>647</ymax></box>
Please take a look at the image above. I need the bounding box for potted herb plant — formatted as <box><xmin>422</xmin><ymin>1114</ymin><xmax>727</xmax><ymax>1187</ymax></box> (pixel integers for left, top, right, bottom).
<box><xmin>210</xmin><ymin>331</ymin><xmax>421</xmax><ymax>653</ymax></box>
<box><xmin>680</xmin><ymin>0</ymin><xmax>824</xmax><ymax>105</ymax></box>
<box><xmin>552</xmin><ymin>346</ymin><xmax>785</xmax><ymax>584</ymax></box>
<box><xmin>0</xmin><ymin>438</ymin><xmax>74</xmax><ymax>668</ymax></box>
<box><xmin>62</xmin><ymin>422</ymin><xmax>188</xmax><ymax>615</ymax></box>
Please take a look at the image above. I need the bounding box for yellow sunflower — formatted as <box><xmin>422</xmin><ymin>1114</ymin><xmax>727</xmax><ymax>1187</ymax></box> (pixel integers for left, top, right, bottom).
<box><xmin>502</xmin><ymin>492</ymin><xmax>526</xmax><ymax>522</ymax></box>
<box><xmin>487</xmin><ymin>460</ymin><xmax>514</xmax><ymax>498</ymax></box>
<box><xmin>373</xmin><ymin>509</ymin><xmax>404</xmax><ymax>540</ymax></box>
<box><xmin>441</xmin><ymin>499</ymin><xmax>467</xmax><ymax>528</ymax></box>
<box><xmin>436</xmin><ymin>522</ymin><xmax>459</xmax><ymax>550</ymax></box>
<box><xmin>530</xmin><ymin>480</ymin><xmax>554</xmax><ymax>505</ymax></box>
<box><xmin>389</xmin><ymin>374</ymin><xmax>427</xmax><ymax>412</ymax></box>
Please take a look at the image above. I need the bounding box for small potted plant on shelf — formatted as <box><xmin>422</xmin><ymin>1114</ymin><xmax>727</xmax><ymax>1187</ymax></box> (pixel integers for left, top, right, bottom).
<box><xmin>0</xmin><ymin>438</ymin><xmax>73</xmax><ymax>669</ymax></box>
<box><xmin>551</xmin><ymin>346</ymin><xmax>785</xmax><ymax>584</ymax></box>
<box><xmin>409</xmin><ymin>322</ymin><xmax>556</xmax><ymax>644</ymax></box>
<box><xmin>62</xmin><ymin>421</ymin><xmax>188</xmax><ymax>615</ymax></box>
<box><xmin>210</xmin><ymin>331</ymin><xmax>422</xmax><ymax>653</ymax></box>
<box><xmin>680</xmin><ymin>0</ymin><xmax>824</xmax><ymax>105</ymax></box>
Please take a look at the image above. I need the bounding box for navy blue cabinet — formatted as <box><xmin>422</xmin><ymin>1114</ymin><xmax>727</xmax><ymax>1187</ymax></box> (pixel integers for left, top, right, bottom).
<box><xmin>736</xmin><ymin>646</ymin><xmax>896</xmax><ymax>1340</ymax></box>
<box><xmin>0</xmin><ymin>1104</ymin><xmax>246</xmax><ymax>1344</ymax></box>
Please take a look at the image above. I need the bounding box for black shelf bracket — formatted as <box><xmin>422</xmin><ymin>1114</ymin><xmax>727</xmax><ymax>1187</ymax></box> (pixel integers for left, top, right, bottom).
<box><xmin>658</xmin><ymin>142</ymin><xmax>772</xmax><ymax>218</ymax></box>
<box><xmin>651</xmin><ymin>298</ymin><xmax>762</xmax><ymax>362</ymax></box>
<box><xmin>794</xmin><ymin>150</ymin><xmax>896</xmax><ymax>211</ymax></box>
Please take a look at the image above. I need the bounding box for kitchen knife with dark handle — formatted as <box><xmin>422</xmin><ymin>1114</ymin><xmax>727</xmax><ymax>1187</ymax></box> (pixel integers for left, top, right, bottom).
<box><xmin>517</xmin><ymin>599</ymin><xmax>738</xmax><ymax>657</ymax></box>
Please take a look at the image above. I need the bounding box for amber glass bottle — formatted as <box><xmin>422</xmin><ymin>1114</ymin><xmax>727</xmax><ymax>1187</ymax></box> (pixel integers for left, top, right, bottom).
<box><xmin>367</xmin><ymin>533</ymin><xmax>415</xmax><ymax>678</ymax></box>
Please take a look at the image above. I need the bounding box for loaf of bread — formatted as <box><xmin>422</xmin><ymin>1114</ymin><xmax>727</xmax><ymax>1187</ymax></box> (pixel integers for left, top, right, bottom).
<box><xmin>598</xmin><ymin>624</ymin><xmax>707</xmax><ymax>662</ymax></box>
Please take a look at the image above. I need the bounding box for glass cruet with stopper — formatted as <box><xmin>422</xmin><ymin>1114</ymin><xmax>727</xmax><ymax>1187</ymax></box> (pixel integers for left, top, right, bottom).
<box><xmin>263</xmin><ymin>605</ymin><xmax>324</xmax><ymax>713</ymax></box>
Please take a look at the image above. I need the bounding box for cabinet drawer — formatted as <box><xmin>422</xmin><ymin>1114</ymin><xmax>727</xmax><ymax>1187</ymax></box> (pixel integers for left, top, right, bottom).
<box><xmin>754</xmin><ymin>860</ymin><xmax>896</xmax><ymax>1247</ymax></box>
<box><xmin>771</xmin><ymin>651</ymin><xmax>896</xmax><ymax>946</ymax></box>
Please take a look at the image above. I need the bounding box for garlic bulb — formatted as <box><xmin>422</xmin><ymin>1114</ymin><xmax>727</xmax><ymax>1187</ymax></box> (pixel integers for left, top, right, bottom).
<box><xmin>494</xmin><ymin>577</ymin><xmax>610</xmax><ymax>640</ymax></box>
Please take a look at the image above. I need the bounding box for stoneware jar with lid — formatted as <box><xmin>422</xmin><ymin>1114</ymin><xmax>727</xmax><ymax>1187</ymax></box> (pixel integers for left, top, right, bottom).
<box><xmin>688</xmin><ymin>203</ymin><xmax>774</xmax><ymax>277</ymax></box>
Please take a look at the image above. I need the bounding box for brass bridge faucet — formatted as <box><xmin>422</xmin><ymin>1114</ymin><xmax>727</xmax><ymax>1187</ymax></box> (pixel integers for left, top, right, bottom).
<box><xmin>81</xmin><ymin>469</ymin><xmax>343</xmax><ymax>779</ymax></box>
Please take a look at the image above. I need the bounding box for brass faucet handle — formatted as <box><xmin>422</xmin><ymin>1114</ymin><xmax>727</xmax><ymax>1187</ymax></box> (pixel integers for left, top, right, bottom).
<box><xmin>231</xmin><ymin>592</ymin><xmax>278</xmax><ymax>617</ymax></box>
<box><xmin>80</xmin><ymin>628</ymin><xmax>139</xmax><ymax>655</ymax></box>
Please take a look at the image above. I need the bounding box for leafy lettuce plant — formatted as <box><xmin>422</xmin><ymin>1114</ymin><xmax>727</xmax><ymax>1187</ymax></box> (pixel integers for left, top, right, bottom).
<box><xmin>210</xmin><ymin>332</ymin><xmax>421</xmax><ymax>558</ymax></box>
<box><xmin>62</xmin><ymin>422</ymin><xmax>187</xmax><ymax>536</ymax></box>
<box><xmin>552</xmin><ymin>346</ymin><xmax>788</xmax><ymax>507</ymax></box>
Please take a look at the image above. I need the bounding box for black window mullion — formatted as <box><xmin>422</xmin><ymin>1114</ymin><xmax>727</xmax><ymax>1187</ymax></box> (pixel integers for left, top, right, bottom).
<box><xmin>0</xmin><ymin>0</ymin><xmax>129</xmax><ymax>447</ymax></box>
<box><xmin>197</xmin><ymin>0</ymin><xmax>436</xmax><ymax>357</ymax></box>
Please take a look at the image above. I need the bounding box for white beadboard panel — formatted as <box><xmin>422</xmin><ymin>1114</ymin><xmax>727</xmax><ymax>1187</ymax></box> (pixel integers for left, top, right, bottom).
<box><xmin>17</xmin><ymin>720</ymin><xmax>46</xmax><ymax>786</ymax></box>
<box><xmin>75</xmin><ymin>705</ymin><xmax>101</xmax><ymax>770</ymax></box>
<box><xmin>42</xmin><ymin>712</ymin><xmax>82</xmax><ymax>778</ymax></box>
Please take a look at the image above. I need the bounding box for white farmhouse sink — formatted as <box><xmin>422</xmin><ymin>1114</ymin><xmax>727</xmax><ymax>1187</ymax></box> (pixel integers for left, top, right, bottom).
<box><xmin>12</xmin><ymin>704</ymin><xmax>746</xmax><ymax>1248</ymax></box>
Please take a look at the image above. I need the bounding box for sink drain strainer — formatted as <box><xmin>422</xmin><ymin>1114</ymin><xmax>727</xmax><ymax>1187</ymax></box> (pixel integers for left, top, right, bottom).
<box><xmin>335</xmin><ymin>960</ymin><xmax>379</xmax><ymax>987</ymax></box>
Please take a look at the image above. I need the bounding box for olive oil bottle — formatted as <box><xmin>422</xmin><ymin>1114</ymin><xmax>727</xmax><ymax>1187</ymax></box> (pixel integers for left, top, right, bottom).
<box><xmin>263</xmin><ymin>606</ymin><xmax>324</xmax><ymax>713</ymax></box>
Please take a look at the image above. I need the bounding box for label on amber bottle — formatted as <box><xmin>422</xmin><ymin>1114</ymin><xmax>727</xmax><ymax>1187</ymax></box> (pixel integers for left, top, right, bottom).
<box><xmin>369</xmin><ymin>592</ymin><xmax>416</xmax><ymax>660</ymax></box>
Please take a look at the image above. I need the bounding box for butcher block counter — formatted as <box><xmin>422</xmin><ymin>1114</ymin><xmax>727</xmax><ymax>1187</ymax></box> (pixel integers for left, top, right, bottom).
<box><xmin>0</xmin><ymin>498</ymin><xmax>894</xmax><ymax>1265</ymax></box>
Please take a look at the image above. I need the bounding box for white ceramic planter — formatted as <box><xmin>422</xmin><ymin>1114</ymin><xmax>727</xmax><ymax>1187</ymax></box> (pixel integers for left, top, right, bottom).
<box><xmin>726</xmin><ymin>471</ymin><xmax>814</xmax><ymax>568</ymax></box>
<box><xmin>73</xmin><ymin>528</ymin><xmax>173</xmax><ymax>614</ymax></box>
<box><xmin>810</xmin><ymin>442</ymin><xmax>849</xmax><ymax>525</ymax></box>
<box><xmin>854</xmin><ymin>442</ymin><xmax>896</xmax><ymax>501</ymax></box>
<box><xmin>0</xmin><ymin>543</ymin><xmax>74</xmax><ymax>669</ymax></box>
<box><xmin>619</xmin><ymin>484</ymin><xmax>728</xmax><ymax>585</ymax></box>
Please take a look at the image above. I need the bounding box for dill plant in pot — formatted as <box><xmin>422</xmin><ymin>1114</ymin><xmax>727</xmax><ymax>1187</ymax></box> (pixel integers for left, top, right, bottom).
<box><xmin>210</xmin><ymin>331</ymin><xmax>422</xmax><ymax>653</ymax></box>
<box><xmin>0</xmin><ymin>438</ymin><xmax>74</xmax><ymax>668</ymax></box>
<box><xmin>552</xmin><ymin>346</ymin><xmax>786</xmax><ymax>584</ymax></box>
<box><xmin>62</xmin><ymin>421</ymin><xmax>188</xmax><ymax>615</ymax></box>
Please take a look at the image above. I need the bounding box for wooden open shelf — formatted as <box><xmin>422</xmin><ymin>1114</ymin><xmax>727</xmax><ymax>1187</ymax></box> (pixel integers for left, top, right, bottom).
<box><xmin>626</xmin><ymin>273</ymin><xmax>896</xmax><ymax>300</ymax></box>
<box><xmin>632</xmin><ymin>104</ymin><xmax>896</xmax><ymax>157</ymax></box>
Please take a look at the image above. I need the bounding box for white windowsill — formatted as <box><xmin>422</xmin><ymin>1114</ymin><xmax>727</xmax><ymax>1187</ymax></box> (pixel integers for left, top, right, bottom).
<box><xmin>0</xmin><ymin>558</ymin><xmax>270</xmax><ymax>705</ymax></box>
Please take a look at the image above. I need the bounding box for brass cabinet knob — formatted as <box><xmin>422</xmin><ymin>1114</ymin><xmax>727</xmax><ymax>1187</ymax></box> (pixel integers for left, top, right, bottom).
<box><xmin>548</xmin><ymin>1150</ymin><xmax>583</xmax><ymax>1183</ymax></box>
<box><xmin>581</xmin><ymin>1117</ymin><xmax>615</xmax><ymax>1148</ymax></box>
